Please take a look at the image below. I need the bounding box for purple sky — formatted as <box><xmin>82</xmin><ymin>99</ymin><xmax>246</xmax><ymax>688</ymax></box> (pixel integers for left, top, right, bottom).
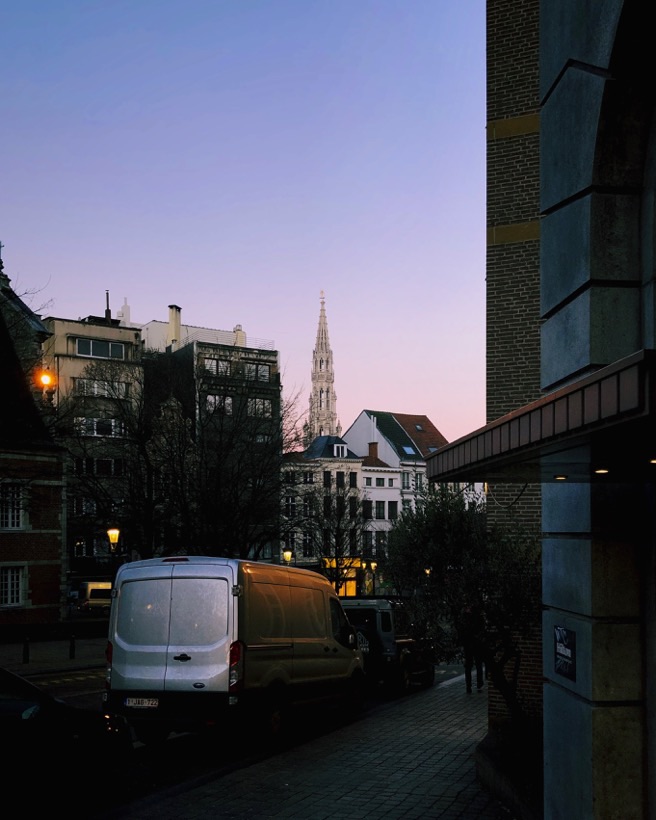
<box><xmin>2</xmin><ymin>1</ymin><xmax>486</xmax><ymax>444</ymax></box>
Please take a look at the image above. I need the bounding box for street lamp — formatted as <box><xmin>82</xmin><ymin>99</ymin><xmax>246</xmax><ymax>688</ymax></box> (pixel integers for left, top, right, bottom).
<box><xmin>107</xmin><ymin>528</ymin><xmax>120</xmax><ymax>553</ymax></box>
<box><xmin>282</xmin><ymin>547</ymin><xmax>293</xmax><ymax>565</ymax></box>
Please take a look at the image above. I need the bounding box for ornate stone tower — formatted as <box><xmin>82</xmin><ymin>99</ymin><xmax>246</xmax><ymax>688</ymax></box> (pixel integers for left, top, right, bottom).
<box><xmin>305</xmin><ymin>291</ymin><xmax>340</xmax><ymax>444</ymax></box>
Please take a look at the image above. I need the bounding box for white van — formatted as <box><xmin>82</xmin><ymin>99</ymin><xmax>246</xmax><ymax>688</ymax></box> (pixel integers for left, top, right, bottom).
<box><xmin>103</xmin><ymin>556</ymin><xmax>364</xmax><ymax>744</ymax></box>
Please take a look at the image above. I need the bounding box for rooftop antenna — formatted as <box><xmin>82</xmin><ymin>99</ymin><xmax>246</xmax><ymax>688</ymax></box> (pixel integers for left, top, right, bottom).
<box><xmin>105</xmin><ymin>290</ymin><xmax>111</xmax><ymax>323</ymax></box>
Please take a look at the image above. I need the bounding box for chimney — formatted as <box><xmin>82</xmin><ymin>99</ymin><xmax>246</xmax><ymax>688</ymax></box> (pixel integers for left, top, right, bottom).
<box><xmin>105</xmin><ymin>290</ymin><xmax>112</xmax><ymax>323</ymax></box>
<box><xmin>167</xmin><ymin>305</ymin><xmax>182</xmax><ymax>350</ymax></box>
<box><xmin>368</xmin><ymin>442</ymin><xmax>378</xmax><ymax>461</ymax></box>
<box><xmin>233</xmin><ymin>324</ymin><xmax>247</xmax><ymax>347</ymax></box>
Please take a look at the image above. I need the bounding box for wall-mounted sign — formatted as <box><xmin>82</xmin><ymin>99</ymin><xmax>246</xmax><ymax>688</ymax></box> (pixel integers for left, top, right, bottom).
<box><xmin>554</xmin><ymin>625</ymin><xmax>576</xmax><ymax>681</ymax></box>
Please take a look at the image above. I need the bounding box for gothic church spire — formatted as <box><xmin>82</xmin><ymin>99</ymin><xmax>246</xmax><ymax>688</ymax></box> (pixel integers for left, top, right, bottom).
<box><xmin>305</xmin><ymin>291</ymin><xmax>340</xmax><ymax>444</ymax></box>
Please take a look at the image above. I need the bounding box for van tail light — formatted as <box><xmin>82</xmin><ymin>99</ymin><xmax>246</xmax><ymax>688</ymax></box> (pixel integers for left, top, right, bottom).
<box><xmin>229</xmin><ymin>640</ymin><xmax>244</xmax><ymax>694</ymax></box>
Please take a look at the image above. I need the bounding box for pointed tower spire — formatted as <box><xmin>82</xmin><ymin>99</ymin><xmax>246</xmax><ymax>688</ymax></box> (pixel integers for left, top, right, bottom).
<box><xmin>305</xmin><ymin>291</ymin><xmax>340</xmax><ymax>444</ymax></box>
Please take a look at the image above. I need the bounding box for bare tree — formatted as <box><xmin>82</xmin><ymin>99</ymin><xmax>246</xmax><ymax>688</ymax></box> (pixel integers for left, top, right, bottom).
<box><xmin>282</xmin><ymin>462</ymin><xmax>369</xmax><ymax>593</ymax></box>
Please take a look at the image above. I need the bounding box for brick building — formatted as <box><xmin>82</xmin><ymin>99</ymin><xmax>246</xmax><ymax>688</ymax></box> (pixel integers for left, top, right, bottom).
<box><xmin>0</xmin><ymin>266</ymin><xmax>65</xmax><ymax>632</ymax></box>
<box><xmin>429</xmin><ymin>2</ymin><xmax>655</xmax><ymax>817</ymax></box>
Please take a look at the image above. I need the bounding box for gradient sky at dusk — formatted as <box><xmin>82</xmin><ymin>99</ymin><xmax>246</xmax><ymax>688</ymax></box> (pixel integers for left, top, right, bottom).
<box><xmin>2</xmin><ymin>1</ymin><xmax>486</xmax><ymax>444</ymax></box>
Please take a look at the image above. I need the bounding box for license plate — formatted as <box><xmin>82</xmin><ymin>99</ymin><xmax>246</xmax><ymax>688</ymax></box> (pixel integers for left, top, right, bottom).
<box><xmin>125</xmin><ymin>697</ymin><xmax>159</xmax><ymax>709</ymax></box>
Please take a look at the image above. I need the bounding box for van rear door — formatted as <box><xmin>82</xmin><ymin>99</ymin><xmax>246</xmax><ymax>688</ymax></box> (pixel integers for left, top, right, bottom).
<box><xmin>111</xmin><ymin>562</ymin><xmax>235</xmax><ymax>694</ymax></box>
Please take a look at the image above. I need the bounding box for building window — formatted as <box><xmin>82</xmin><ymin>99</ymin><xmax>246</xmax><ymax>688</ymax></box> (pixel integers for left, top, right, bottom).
<box><xmin>74</xmin><ymin>458</ymin><xmax>124</xmax><ymax>477</ymax></box>
<box><xmin>303</xmin><ymin>472</ymin><xmax>314</xmax><ymax>485</ymax></box>
<box><xmin>365</xmin><ymin>477</ymin><xmax>372</xmax><ymax>487</ymax></box>
<box><xmin>402</xmin><ymin>472</ymin><xmax>411</xmax><ymax>490</ymax></box>
<box><xmin>349</xmin><ymin>497</ymin><xmax>357</xmax><ymax>519</ymax></box>
<box><xmin>302</xmin><ymin>532</ymin><xmax>313</xmax><ymax>557</ymax></box>
<box><xmin>75</xmin><ymin>379</ymin><xmax>128</xmax><ymax>398</ymax></box>
<box><xmin>206</xmin><ymin>394</ymin><xmax>233</xmax><ymax>414</ymax></box>
<box><xmin>415</xmin><ymin>473</ymin><xmax>424</xmax><ymax>490</ymax></box>
<box><xmin>284</xmin><ymin>532</ymin><xmax>296</xmax><ymax>552</ymax></box>
<box><xmin>284</xmin><ymin>495</ymin><xmax>297</xmax><ymax>519</ymax></box>
<box><xmin>388</xmin><ymin>478</ymin><xmax>394</xmax><ymax>487</ymax></box>
<box><xmin>402</xmin><ymin>499</ymin><xmax>412</xmax><ymax>513</ymax></box>
<box><xmin>244</xmin><ymin>363</ymin><xmax>270</xmax><ymax>381</ymax></box>
<box><xmin>0</xmin><ymin>485</ymin><xmax>23</xmax><ymax>529</ymax></box>
<box><xmin>362</xmin><ymin>500</ymin><xmax>373</xmax><ymax>520</ymax></box>
<box><xmin>349</xmin><ymin>472</ymin><xmax>357</xmax><ymax>488</ymax></box>
<box><xmin>336</xmin><ymin>472</ymin><xmax>345</xmax><ymax>488</ymax></box>
<box><xmin>323</xmin><ymin>471</ymin><xmax>331</xmax><ymax>488</ymax></box>
<box><xmin>375</xmin><ymin>477</ymin><xmax>384</xmax><ymax>487</ymax></box>
<box><xmin>388</xmin><ymin>501</ymin><xmax>398</xmax><ymax>520</ymax></box>
<box><xmin>334</xmin><ymin>444</ymin><xmax>346</xmax><ymax>458</ymax></box>
<box><xmin>375</xmin><ymin>531</ymin><xmax>387</xmax><ymax>556</ymax></box>
<box><xmin>362</xmin><ymin>531</ymin><xmax>373</xmax><ymax>555</ymax></box>
<box><xmin>284</xmin><ymin>472</ymin><xmax>296</xmax><ymax>484</ymax></box>
<box><xmin>349</xmin><ymin>529</ymin><xmax>358</xmax><ymax>555</ymax></box>
<box><xmin>303</xmin><ymin>497</ymin><xmax>313</xmax><ymax>518</ymax></box>
<box><xmin>72</xmin><ymin>496</ymin><xmax>97</xmax><ymax>516</ymax></box>
<box><xmin>76</xmin><ymin>338</ymin><xmax>125</xmax><ymax>359</ymax></box>
<box><xmin>203</xmin><ymin>358</ymin><xmax>231</xmax><ymax>376</ymax></box>
<box><xmin>323</xmin><ymin>496</ymin><xmax>332</xmax><ymax>517</ymax></box>
<box><xmin>375</xmin><ymin>501</ymin><xmax>385</xmax><ymax>520</ymax></box>
<box><xmin>247</xmin><ymin>398</ymin><xmax>272</xmax><ymax>417</ymax></box>
<box><xmin>74</xmin><ymin>417</ymin><xmax>125</xmax><ymax>437</ymax></box>
<box><xmin>0</xmin><ymin>566</ymin><xmax>23</xmax><ymax>606</ymax></box>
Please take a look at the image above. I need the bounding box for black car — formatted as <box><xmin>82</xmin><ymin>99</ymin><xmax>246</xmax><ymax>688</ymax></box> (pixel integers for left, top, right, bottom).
<box><xmin>0</xmin><ymin>665</ymin><xmax>130</xmax><ymax>789</ymax></box>
<box><xmin>341</xmin><ymin>597</ymin><xmax>436</xmax><ymax>695</ymax></box>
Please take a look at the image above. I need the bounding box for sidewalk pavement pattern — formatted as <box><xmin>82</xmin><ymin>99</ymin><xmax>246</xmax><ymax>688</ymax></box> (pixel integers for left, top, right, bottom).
<box><xmin>1</xmin><ymin>637</ymin><xmax>518</xmax><ymax>819</ymax></box>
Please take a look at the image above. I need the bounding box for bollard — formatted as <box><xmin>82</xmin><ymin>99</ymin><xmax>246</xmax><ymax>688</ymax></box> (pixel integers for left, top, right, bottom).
<box><xmin>22</xmin><ymin>637</ymin><xmax>30</xmax><ymax>664</ymax></box>
<box><xmin>69</xmin><ymin>634</ymin><xmax>76</xmax><ymax>660</ymax></box>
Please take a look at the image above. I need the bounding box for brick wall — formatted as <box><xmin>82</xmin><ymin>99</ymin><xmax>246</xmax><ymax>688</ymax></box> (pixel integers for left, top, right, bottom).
<box><xmin>486</xmin><ymin>0</ymin><xmax>543</xmax><ymax>727</ymax></box>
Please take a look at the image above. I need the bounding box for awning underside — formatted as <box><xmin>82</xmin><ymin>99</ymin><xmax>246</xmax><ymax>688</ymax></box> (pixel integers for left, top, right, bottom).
<box><xmin>428</xmin><ymin>351</ymin><xmax>656</xmax><ymax>484</ymax></box>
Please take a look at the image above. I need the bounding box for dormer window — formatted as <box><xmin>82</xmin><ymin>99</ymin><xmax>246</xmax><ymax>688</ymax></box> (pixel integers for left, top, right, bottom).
<box><xmin>334</xmin><ymin>444</ymin><xmax>346</xmax><ymax>458</ymax></box>
<box><xmin>402</xmin><ymin>446</ymin><xmax>415</xmax><ymax>455</ymax></box>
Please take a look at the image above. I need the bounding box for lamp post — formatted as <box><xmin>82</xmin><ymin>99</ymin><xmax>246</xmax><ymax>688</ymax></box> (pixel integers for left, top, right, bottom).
<box><xmin>282</xmin><ymin>547</ymin><xmax>293</xmax><ymax>565</ymax></box>
<box><xmin>107</xmin><ymin>527</ymin><xmax>120</xmax><ymax>553</ymax></box>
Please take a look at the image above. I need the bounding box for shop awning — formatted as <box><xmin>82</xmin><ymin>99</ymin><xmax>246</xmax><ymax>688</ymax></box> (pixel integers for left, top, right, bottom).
<box><xmin>427</xmin><ymin>350</ymin><xmax>656</xmax><ymax>484</ymax></box>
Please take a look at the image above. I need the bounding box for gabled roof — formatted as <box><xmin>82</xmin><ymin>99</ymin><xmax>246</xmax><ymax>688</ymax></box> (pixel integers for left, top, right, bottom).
<box><xmin>363</xmin><ymin>411</ymin><xmax>448</xmax><ymax>461</ymax></box>
<box><xmin>0</xmin><ymin>307</ymin><xmax>53</xmax><ymax>447</ymax></box>
<box><xmin>303</xmin><ymin>435</ymin><xmax>361</xmax><ymax>461</ymax></box>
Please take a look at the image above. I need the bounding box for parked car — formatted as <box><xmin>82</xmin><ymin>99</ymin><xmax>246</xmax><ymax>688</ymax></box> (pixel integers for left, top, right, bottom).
<box><xmin>0</xmin><ymin>665</ymin><xmax>130</xmax><ymax>788</ymax></box>
<box><xmin>341</xmin><ymin>597</ymin><xmax>436</xmax><ymax>695</ymax></box>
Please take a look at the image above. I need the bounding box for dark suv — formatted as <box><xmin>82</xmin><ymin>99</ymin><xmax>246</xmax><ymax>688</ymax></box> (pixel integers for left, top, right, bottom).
<box><xmin>341</xmin><ymin>597</ymin><xmax>435</xmax><ymax>695</ymax></box>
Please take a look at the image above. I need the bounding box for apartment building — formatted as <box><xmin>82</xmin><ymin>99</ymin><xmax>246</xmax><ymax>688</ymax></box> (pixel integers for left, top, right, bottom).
<box><xmin>40</xmin><ymin>307</ymin><xmax>144</xmax><ymax>577</ymax></box>
<box><xmin>38</xmin><ymin>299</ymin><xmax>282</xmax><ymax>574</ymax></box>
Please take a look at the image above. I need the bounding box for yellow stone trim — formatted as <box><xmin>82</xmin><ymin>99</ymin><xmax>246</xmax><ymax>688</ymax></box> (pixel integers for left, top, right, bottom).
<box><xmin>487</xmin><ymin>222</ymin><xmax>540</xmax><ymax>245</ymax></box>
<box><xmin>487</xmin><ymin>113</ymin><xmax>540</xmax><ymax>140</ymax></box>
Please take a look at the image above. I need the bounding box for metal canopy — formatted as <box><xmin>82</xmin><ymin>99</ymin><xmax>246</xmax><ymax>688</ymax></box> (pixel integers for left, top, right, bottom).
<box><xmin>427</xmin><ymin>350</ymin><xmax>656</xmax><ymax>484</ymax></box>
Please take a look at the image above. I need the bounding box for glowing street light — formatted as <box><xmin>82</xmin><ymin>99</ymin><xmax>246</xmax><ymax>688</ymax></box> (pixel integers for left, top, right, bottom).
<box><xmin>107</xmin><ymin>528</ymin><xmax>120</xmax><ymax>552</ymax></box>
